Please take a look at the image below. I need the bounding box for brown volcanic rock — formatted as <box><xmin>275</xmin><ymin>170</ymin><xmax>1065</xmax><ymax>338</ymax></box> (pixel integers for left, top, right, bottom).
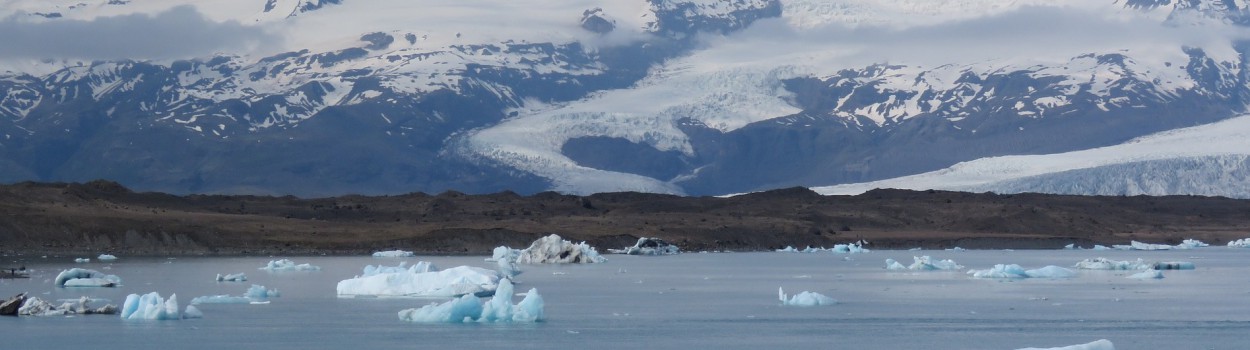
<box><xmin>1</xmin><ymin>181</ymin><xmax>1249</xmax><ymax>255</ymax></box>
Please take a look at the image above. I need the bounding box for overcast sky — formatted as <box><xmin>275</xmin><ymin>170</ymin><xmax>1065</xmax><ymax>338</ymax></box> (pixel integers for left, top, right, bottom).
<box><xmin>0</xmin><ymin>5</ymin><xmax>276</xmax><ymax>61</ymax></box>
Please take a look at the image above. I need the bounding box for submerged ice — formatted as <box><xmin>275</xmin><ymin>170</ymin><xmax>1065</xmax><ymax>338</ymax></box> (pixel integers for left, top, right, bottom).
<box><xmin>397</xmin><ymin>278</ymin><xmax>543</xmax><ymax>323</ymax></box>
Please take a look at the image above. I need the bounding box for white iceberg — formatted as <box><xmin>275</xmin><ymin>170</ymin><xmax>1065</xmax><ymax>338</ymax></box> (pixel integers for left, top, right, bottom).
<box><xmin>608</xmin><ymin>237</ymin><xmax>680</xmax><ymax>255</ymax></box>
<box><xmin>183</xmin><ymin>305</ymin><xmax>203</xmax><ymax>319</ymax></box>
<box><xmin>776</xmin><ymin>246</ymin><xmax>800</xmax><ymax>252</ymax></box>
<box><xmin>1073</xmin><ymin>258</ymin><xmax>1153</xmax><ymax>271</ymax></box>
<box><xmin>372</xmin><ymin>250</ymin><xmax>415</xmax><ymax>258</ymax></box>
<box><xmin>245</xmin><ymin>284</ymin><xmax>281</xmax><ymax>299</ymax></box>
<box><xmin>74</xmin><ymin>258</ymin><xmax>90</xmax><ymax>263</ymax></box>
<box><xmin>259</xmin><ymin>259</ymin><xmax>321</xmax><ymax>272</ymax></box>
<box><xmin>189</xmin><ymin>295</ymin><xmax>252</xmax><ymax>304</ymax></box>
<box><xmin>778</xmin><ymin>287</ymin><xmax>837</xmax><ymax>307</ymax></box>
<box><xmin>362</xmin><ymin>261</ymin><xmax>435</xmax><ymax>276</ymax></box>
<box><xmin>486</xmin><ymin>246</ymin><xmax>520</xmax><ymax>262</ymax></box>
<box><xmin>1228</xmin><ymin>238</ymin><xmax>1250</xmax><ymax>247</ymax></box>
<box><xmin>18</xmin><ymin>296</ymin><xmax>117</xmax><ymax>316</ymax></box>
<box><xmin>97</xmin><ymin>254</ymin><xmax>118</xmax><ymax>261</ymax></box>
<box><xmin>1178</xmin><ymin>239</ymin><xmax>1209</xmax><ymax>248</ymax></box>
<box><xmin>1118</xmin><ymin>239</ymin><xmax>1209</xmax><ymax>251</ymax></box>
<box><xmin>515</xmin><ymin>234</ymin><xmax>606</xmax><ymax>264</ymax></box>
<box><xmin>337</xmin><ymin>265</ymin><xmax>501</xmax><ymax>298</ymax></box>
<box><xmin>887</xmin><ymin>256</ymin><xmax>963</xmax><ymax>271</ymax></box>
<box><xmin>968</xmin><ymin>264</ymin><xmax>1076</xmax><ymax>279</ymax></box>
<box><xmin>397</xmin><ymin>278</ymin><xmax>543</xmax><ymax>323</ymax></box>
<box><xmin>120</xmin><ymin>292</ymin><xmax>181</xmax><ymax>320</ymax></box>
<box><xmin>831</xmin><ymin>241</ymin><xmax>869</xmax><ymax>253</ymax></box>
<box><xmin>1128</xmin><ymin>270</ymin><xmax>1165</xmax><ymax>280</ymax></box>
<box><xmin>1016</xmin><ymin>339</ymin><xmax>1115</xmax><ymax>350</ymax></box>
<box><xmin>1092</xmin><ymin>245</ymin><xmax>1112</xmax><ymax>251</ymax></box>
<box><xmin>216</xmin><ymin>273</ymin><xmax>247</xmax><ymax>282</ymax></box>
<box><xmin>55</xmin><ymin>268</ymin><xmax>121</xmax><ymax>287</ymax></box>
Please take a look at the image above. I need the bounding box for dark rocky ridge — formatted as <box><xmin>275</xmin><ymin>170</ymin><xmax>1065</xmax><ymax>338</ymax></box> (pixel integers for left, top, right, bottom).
<box><xmin>2</xmin><ymin>181</ymin><xmax>1248</xmax><ymax>256</ymax></box>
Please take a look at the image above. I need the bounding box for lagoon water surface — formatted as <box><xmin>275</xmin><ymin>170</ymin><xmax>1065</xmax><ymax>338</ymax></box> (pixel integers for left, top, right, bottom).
<box><xmin>3</xmin><ymin>249</ymin><xmax>1249</xmax><ymax>349</ymax></box>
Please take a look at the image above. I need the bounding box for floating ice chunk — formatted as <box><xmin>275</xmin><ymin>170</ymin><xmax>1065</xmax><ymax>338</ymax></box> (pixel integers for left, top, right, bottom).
<box><xmin>486</xmin><ymin>246</ymin><xmax>520</xmax><ymax>262</ymax></box>
<box><xmin>968</xmin><ymin>264</ymin><xmax>1075</xmax><ymax>279</ymax></box>
<box><xmin>1128</xmin><ymin>270</ymin><xmax>1164</xmax><ymax>280</ymax></box>
<box><xmin>216</xmin><ymin>273</ymin><xmax>248</xmax><ymax>282</ymax></box>
<box><xmin>337</xmin><ymin>265</ymin><xmax>501</xmax><ymax>298</ymax></box>
<box><xmin>74</xmin><ymin>258</ymin><xmax>90</xmax><ymax>263</ymax></box>
<box><xmin>259</xmin><ymin>259</ymin><xmax>321</xmax><ymax>272</ymax></box>
<box><xmin>496</xmin><ymin>257</ymin><xmax>522</xmax><ymax>277</ymax></box>
<box><xmin>1152</xmin><ymin>261</ymin><xmax>1194</xmax><ymax>270</ymax></box>
<box><xmin>55</xmin><ymin>268</ymin><xmax>121</xmax><ymax>287</ymax></box>
<box><xmin>1091</xmin><ymin>245</ymin><xmax>1112</xmax><ymax>251</ymax></box>
<box><xmin>1073</xmin><ymin>258</ymin><xmax>1153</xmax><ymax>271</ymax></box>
<box><xmin>1228</xmin><ymin>238</ymin><xmax>1250</xmax><ymax>247</ymax></box>
<box><xmin>372</xmin><ymin>250</ymin><xmax>415</xmax><ymax>258</ymax></box>
<box><xmin>885</xmin><ymin>259</ymin><xmax>907</xmax><ymax>270</ymax></box>
<box><xmin>1064</xmin><ymin>244</ymin><xmax>1077</xmax><ymax>250</ymax></box>
<box><xmin>97</xmin><ymin>254</ymin><xmax>118</xmax><ymax>261</ymax></box>
<box><xmin>1016</xmin><ymin>339</ymin><xmax>1115</xmax><ymax>350</ymax></box>
<box><xmin>886</xmin><ymin>256</ymin><xmax>962</xmax><ymax>271</ymax></box>
<box><xmin>183</xmin><ymin>305</ymin><xmax>203</xmax><ymax>319</ymax></box>
<box><xmin>515</xmin><ymin>234</ymin><xmax>605</xmax><ymax>264</ymax></box>
<box><xmin>776</xmin><ymin>246</ymin><xmax>799</xmax><ymax>252</ymax></box>
<box><xmin>397</xmin><ymin>294</ymin><xmax>484</xmax><ymax>323</ymax></box>
<box><xmin>831</xmin><ymin>241</ymin><xmax>869</xmax><ymax>254</ymax></box>
<box><xmin>18</xmin><ymin>296</ymin><xmax>117</xmax><ymax>316</ymax></box>
<box><xmin>120</xmin><ymin>292</ymin><xmax>181</xmax><ymax>320</ymax></box>
<box><xmin>947</xmin><ymin>247</ymin><xmax>966</xmax><ymax>251</ymax></box>
<box><xmin>1177</xmin><ymin>239</ymin><xmax>1208</xmax><ymax>248</ymax></box>
<box><xmin>361</xmin><ymin>261</ymin><xmax>436</xmax><ymax>276</ymax></box>
<box><xmin>778</xmin><ymin>287</ymin><xmax>837</xmax><ymax>307</ymax></box>
<box><xmin>608</xmin><ymin>237</ymin><xmax>680</xmax><ymax>255</ymax></box>
<box><xmin>1120</xmin><ymin>240</ymin><xmax>1209</xmax><ymax>251</ymax></box>
<box><xmin>245</xmin><ymin>285</ymin><xmax>280</xmax><ymax>299</ymax></box>
<box><xmin>397</xmin><ymin>278</ymin><xmax>544</xmax><ymax>323</ymax></box>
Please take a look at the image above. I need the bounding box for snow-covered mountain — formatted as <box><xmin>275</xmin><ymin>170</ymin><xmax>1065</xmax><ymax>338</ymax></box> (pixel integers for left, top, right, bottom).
<box><xmin>0</xmin><ymin>0</ymin><xmax>1247</xmax><ymax>197</ymax></box>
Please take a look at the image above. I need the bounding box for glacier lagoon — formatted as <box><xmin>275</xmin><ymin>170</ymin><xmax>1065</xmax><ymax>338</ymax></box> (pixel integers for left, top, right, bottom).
<box><xmin>3</xmin><ymin>249</ymin><xmax>1249</xmax><ymax>349</ymax></box>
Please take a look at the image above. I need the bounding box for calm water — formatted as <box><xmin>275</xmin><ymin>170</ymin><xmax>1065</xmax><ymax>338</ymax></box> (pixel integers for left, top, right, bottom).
<box><xmin>3</xmin><ymin>249</ymin><xmax>1249</xmax><ymax>349</ymax></box>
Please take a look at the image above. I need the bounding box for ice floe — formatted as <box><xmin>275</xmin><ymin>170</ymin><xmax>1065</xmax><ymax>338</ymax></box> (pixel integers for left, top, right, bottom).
<box><xmin>968</xmin><ymin>264</ymin><xmax>1076</xmax><ymax>279</ymax></box>
<box><xmin>120</xmin><ymin>292</ymin><xmax>181</xmax><ymax>320</ymax></box>
<box><xmin>74</xmin><ymin>258</ymin><xmax>90</xmax><ymax>263</ymax></box>
<box><xmin>259</xmin><ymin>259</ymin><xmax>321</xmax><ymax>272</ymax></box>
<box><xmin>216</xmin><ymin>273</ymin><xmax>248</xmax><ymax>282</ymax></box>
<box><xmin>1115</xmin><ymin>239</ymin><xmax>1209</xmax><ymax>250</ymax></box>
<box><xmin>1016</xmin><ymin>339</ymin><xmax>1115</xmax><ymax>350</ymax></box>
<box><xmin>397</xmin><ymin>278</ymin><xmax>544</xmax><ymax>323</ymax></box>
<box><xmin>54</xmin><ymin>268</ymin><xmax>121</xmax><ymax>287</ymax></box>
<box><xmin>885</xmin><ymin>256</ymin><xmax>963</xmax><ymax>271</ymax></box>
<box><xmin>337</xmin><ymin>263</ymin><xmax>501</xmax><ymax>298</ymax></box>
<box><xmin>15</xmin><ymin>295</ymin><xmax>117</xmax><ymax>316</ymax></box>
<box><xmin>515</xmin><ymin>234</ymin><xmax>606</xmax><ymax>264</ymax></box>
<box><xmin>97</xmin><ymin>254</ymin><xmax>118</xmax><ymax>261</ymax></box>
<box><xmin>1127</xmin><ymin>270</ymin><xmax>1165</xmax><ymax>280</ymax></box>
<box><xmin>608</xmin><ymin>237</ymin><xmax>680</xmax><ymax>255</ymax></box>
<box><xmin>778</xmin><ymin>287</ymin><xmax>837</xmax><ymax>307</ymax></box>
<box><xmin>372</xmin><ymin>250</ymin><xmax>415</xmax><ymax>258</ymax></box>
<box><xmin>1073</xmin><ymin>258</ymin><xmax>1194</xmax><ymax>271</ymax></box>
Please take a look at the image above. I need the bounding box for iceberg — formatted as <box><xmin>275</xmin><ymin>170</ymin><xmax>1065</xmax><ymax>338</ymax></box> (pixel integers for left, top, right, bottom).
<box><xmin>1092</xmin><ymin>245</ymin><xmax>1112</xmax><ymax>251</ymax></box>
<box><xmin>776</xmin><ymin>246</ymin><xmax>800</xmax><ymax>252</ymax></box>
<box><xmin>54</xmin><ymin>268</ymin><xmax>121</xmax><ymax>287</ymax></box>
<box><xmin>1119</xmin><ymin>239</ymin><xmax>1210</xmax><ymax>251</ymax></box>
<box><xmin>17</xmin><ymin>296</ymin><xmax>117</xmax><ymax>316</ymax></box>
<box><xmin>259</xmin><ymin>259</ymin><xmax>321</xmax><ymax>272</ymax></box>
<box><xmin>778</xmin><ymin>287</ymin><xmax>837</xmax><ymax>307</ymax></box>
<box><xmin>183</xmin><ymin>305</ymin><xmax>203</xmax><ymax>319</ymax></box>
<box><xmin>337</xmin><ymin>265</ymin><xmax>501</xmax><ymax>298</ymax></box>
<box><xmin>1128</xmin><ymin>270</ymin><xmax>1164</xmax><ymax>280</ymax></box>
<box><xmin>397</xmin><ymin>278</ymin><xmax>544</xmax><ymax>323</ymax></box>
<box><xmin>1016</xmin><ymin>339</ymin><xmax>1115</xmax><ymax>350</ymax></box>
<box><xmin>886</xmin><ymin>256</ymin><xmax>963</xmax><ymax>271</ymax></box>
<box><xmin>120</xmin><ymin>292</ymin><xmax>181</xmax><ymax>320</ymax></box>
<box><xmin>831</xmin><ymin>241</ymin><xmax>869</xmax><ymax>253</ymax></box>
<box><xmin>216</xmin><ymin>273</ymin><xmax>248</xmax><ymax>282</ymax></box>
<box><xmin>362</xmin><ymin>261</ymin><xmax>435</xmax><ymax>276</ymax></box>
<box><xmin>97</xmin><ymin>254</ymin><xmax>118</xmax><ymax>261</ymax></box>
<box><xmin>515</xmin><ymin>234</ymin><xmax>606</xmax><ymax>264</ymax></box>
<box><xmin>245</xmin><ymin>284</ymin><xmax>281</xmax><ymax>299</ymax></box>
<box><xmin>1152</xmin><ymin>261</ymin><xmax>1195</xmax><ymax>270</ymax></box>
<box><xmin>486</xmin><ymin>246</ymin><xmax>520</xmax><ymax>262</ymax></box>
<box><xmin>1228</xmin><ymin>238</ymin><xmax>1250</xmax><ymax>247</ymax></box>
<box><xmin>190</xmin><ymin>295</ymin><xmax>252</xmax><ymax>304</ymax></box>
<box><xmin>608</xmin><ymin>237</ymin><xmax>680</xmax><ymax>255</ymax></box>
<box><xmin>1073</xmin><ymin>258</ymin><xmax>1153</xmax><ymax>271</ymax></box>
<box><xmin>968</xmin><ymin>264</ymin><xmax>1076</xmax><ymax>279</ymax></box>
<box><xmin>372</xmin><ymin>250</ymin><xmax>415</xmax><ymax>258</ymax></box>
<box><xmin>74</xmin><ymin>258</ymin><xmax>90</xmax><ymax>263</ymax></box>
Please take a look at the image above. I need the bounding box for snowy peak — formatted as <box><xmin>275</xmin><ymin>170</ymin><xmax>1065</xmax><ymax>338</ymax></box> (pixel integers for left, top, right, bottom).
<box><xmin>262</xmin><ymin>0</ymin><xmax>342</xmax><ymax>18</ymax></box>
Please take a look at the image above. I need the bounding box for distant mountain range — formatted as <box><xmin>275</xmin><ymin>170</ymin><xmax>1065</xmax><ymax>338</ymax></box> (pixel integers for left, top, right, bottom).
<box><xmin>1</xmin><ymin>0</ymin><xmax>1248</xmax><ymax>198</ymax></box>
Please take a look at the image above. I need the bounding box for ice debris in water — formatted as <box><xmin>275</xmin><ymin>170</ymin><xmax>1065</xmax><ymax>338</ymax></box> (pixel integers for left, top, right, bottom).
<box><xmin>74</xmin><ymin>258</ymin><xmax>90</xmax><ymax>263</ymax></box>
<box><xmin>397</xmin><ymin>278</ymin><xmax>544</xmax><ymax>323</ymax></box>
<box><xmin>777</xmin><ymin>241</ymin><xmax>869</xmax><ymax>254</ymax></box>
<box><xmin>885</xmin><ymin>256</ymin><xmax>963</xmax><ymax>271</ymax></box>
<box><xmin>192</xmin><ymin>284</ymin><xmax>280</xmax><ymax>304</ymax></box>
<box><xmin>778</xmin><ymin>287</ymin><xmax>837</xmax><ymax>307</ymax></box>
<box><xmin>1228</xmin><ymin>238</ymin><xmax>1250</xmax><ymax>247</ymax></box>
<box><xmin>1073</xmin><ymin>258</ymin><xmax>1193</xmax><ymax>270</ymax></box>
<box><xmin>55</xmin><ymin>268</ymin><xmax>121</xmax><ymax>287</ymax></box>
<box><xmin>337</xmin><ymin>263</ymin><xmax>500</xmax><ymax>298</ymax></box>
<box><xmin>608</xmin><ymin>237</ymin><xmax>680</xmax><ymax>255</ymax></box>
<box><xmin>17</xmin><ymin>295</ymin><xmax>117</xmax><ymax>316</ymax></box>
<box><xmin>1127</xmin><ymin>270</ymin><xmax>1165</xmax><ymax>280</ymax></box>
<box><xmin>97</xmin><ymin>254</ymin><xmax>118</xmax><ymax>261</ymax></box>
<box><xmin>491</xmin><ymin>234</ymin><xmax>605</xmax><ymax>265</ymax></box>
<box><xmin>967</xmin><ymin>264</ymin><xmax>1076</xmax><ymax>279</ymax></box>
<box><xmin>1114</xmin><ymin>239</ymin><xmax>1208</xmax><ymax>251</ymax></box>
<box><xmin>183</xmin><ymin>305</ymin><xmax>203</xmax><ymax>319</ymax></box>
<box><xmin>216</xmin><ymin>273</ymin><xmax>248</xmax><ymax>282</ymax></box>
<box><xmin>372</xmin><ymin>250</ymin><xmax>415</xmax><ymax>258</ymax></box>
<box><xmin>120</xmin><ymin>292</ymin><xmax>181</xmax><ymax>320</ymax></box>
<box><xmin>245</xmin><ymin>284</ymin><xmax>280</xmax><ymax>299</ymax></box>
<box><xmin>1016</xmin><ymin>339</ymin><xmax>1115</xmax><ymax>350</ymax></box>
<box><xmin>259</xmin><ymin>259</ymin><xmax>321</xmax><ymax>271</ymax></box>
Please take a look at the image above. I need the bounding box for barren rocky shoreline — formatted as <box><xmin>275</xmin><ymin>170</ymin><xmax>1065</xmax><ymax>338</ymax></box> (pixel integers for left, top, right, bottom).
<box><xmin>2</xmin><ymin>180</ymin><xmax>1249</xmax><ymax>256</ymax></box>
